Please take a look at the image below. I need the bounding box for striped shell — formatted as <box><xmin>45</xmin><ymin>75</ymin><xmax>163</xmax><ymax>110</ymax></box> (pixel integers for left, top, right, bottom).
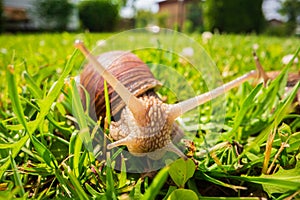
<box><xmin>80</xmin><ymin>51</ymin><xmax>162</xmax><ymax>120</ymax></box>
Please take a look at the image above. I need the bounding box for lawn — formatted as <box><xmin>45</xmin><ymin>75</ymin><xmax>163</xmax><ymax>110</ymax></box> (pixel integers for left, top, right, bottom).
<box><xmin>0</xmin><ymin>31</ymin><xmax>299</xmax><ymax>199</ymax></box>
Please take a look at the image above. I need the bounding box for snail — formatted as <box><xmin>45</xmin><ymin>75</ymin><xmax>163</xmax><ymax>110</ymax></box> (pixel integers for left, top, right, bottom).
<box><xmin>75</xmin><ymin>40</ymin><xmax>260</xmax><ymax>159</ymax></box>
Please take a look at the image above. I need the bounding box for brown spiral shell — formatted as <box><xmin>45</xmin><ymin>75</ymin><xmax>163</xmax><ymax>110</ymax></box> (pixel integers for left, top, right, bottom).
<box><xmin>80</xmin><ymin>51</ymin><xmax>162</xmax><ymax>120</ymax></box>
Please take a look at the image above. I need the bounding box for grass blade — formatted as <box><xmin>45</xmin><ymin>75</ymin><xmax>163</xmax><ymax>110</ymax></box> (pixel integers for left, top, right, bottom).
<box><xmin>31</xmin><ymin>135</ymin><xmax>58</xmax><ymax>169</ymax></box>
<box><xmin>67</xmin><ymin>166</ymin><xmax>90</xmax><ymax>200</ymax></box>
<box><xmin>142</xmin><ymin>166</ymin><xmax>170</xmax><ymax>200</ymax></box>
<box><xmin>54</xmin><ymin>170</ymin><xmax>73</xmax><ymax>198</ymax></box>
<box><xmin>118</xmin><ymin>155</ymin><xmax>127</xmax><ymax>188</ymax></box>
<box><xmin>71</xmin><ymin>78</ymin><xmax>94</xmax><ymax>156</ymax></box>
<box><xmin>70</xmin><ymin>78</ymin><xmax>95</xmax><ymax>176</ymax></box>
<box><xmin>0</xmin><ymin>136</ymin><xmax>29</xmax><ymax>178</ymax></box>
<box><xmin>85</xmin><ymin>183</ymin><xmax>105</xmax><ymax>198</ymax></box>
<box><xmin>199</xmin><ymin>172</ymin><xmax>246</xmax><ymax>191</ymax></box>
<box><xmin>105</xmin><ymin>156</ymin><xmax>117</xmax><ymax>200</ymax></box>
<box><xmin>104</xmin><ymin>80</ymin><xmax>111</xmax><ymax>130</ymax></box>
<box><xmin>9</xmin><ymin>151</ymin><xmax>25</xmax><ymax>196</ymax></box>
<box><xmin>23</xmin><ymin>72</ymin><xmax>43</xmax><ymax>99</ymax></box>
<box><xmin>69</xmin><ymin>131</ymin><xmax>78</xmax><ymax>174</ymax></box>
<box><xmin>75</xmin><ymin>133</ymin><xmax>84</xmax><ymax>176</ymax></box>
<box><xmin>6</xmin><ymin>65</ymin><xmax>29</xmax><ymax>131</ymax></box>
<box><xmin>226</xmin><ymin>83</ymin><xmax>263</xmax><ymax>138</ymax></box>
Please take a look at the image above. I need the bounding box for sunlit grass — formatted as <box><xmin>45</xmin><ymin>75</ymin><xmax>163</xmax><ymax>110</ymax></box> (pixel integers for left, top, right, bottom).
<box><xmin>0</xmin><ymin>32</ymin><xmax>299</xmax><ymax>199</ymax></box>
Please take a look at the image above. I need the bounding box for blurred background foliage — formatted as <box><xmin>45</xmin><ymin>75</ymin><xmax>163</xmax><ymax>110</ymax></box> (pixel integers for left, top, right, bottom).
<box><xmin>0</xmin><ymin>0</ymin><xmax>3</xmax><ymax>33</ymax></box>
<box><xmin>34</xmin><ymin>0</ymin><xmax>74</xmax><ymax>31</ymax></box>
<box><xmin>78</xmin><ymin>0</ymin><xmax>119</xmax><ymax>32</ymax></box>
<box><xmin>279</xmin><ymin>0</ymin><xmax>300</xmax><ymax>35</ymax></box>
<box><xmin>203</xmin><ymin>0</ymin><xmax>265</xmax><ymax>33</ymax></box>
<box><xmin>0</xmin><ymin>0</ymin><xmax>299</xmax><ymax>35</ymax></box>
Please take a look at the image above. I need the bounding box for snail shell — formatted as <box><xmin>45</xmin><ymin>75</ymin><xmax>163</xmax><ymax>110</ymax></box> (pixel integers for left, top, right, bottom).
<box><xmin>80</xmin><ymin>51</ymin><xmax>162</xmax><ymax>121</ymax></box>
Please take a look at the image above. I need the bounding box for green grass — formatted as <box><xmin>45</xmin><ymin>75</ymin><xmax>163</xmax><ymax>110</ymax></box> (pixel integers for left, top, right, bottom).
<box><xmin>0</xmin><ymin>32</ymin><xmax>299</xmax><ymax>199</ymax></box>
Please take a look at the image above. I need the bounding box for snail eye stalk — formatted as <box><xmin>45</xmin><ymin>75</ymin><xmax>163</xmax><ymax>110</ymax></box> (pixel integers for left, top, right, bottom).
<box><xmin>168</xmin><ymin>70</ymin><xmax>258</xmax><ymax>121</ymax></box>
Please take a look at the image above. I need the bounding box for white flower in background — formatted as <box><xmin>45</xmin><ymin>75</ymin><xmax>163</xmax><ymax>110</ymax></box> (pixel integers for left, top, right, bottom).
<box><xmin>282</xmin><ymin>54</ymin><xmax>299</xmax><ymax>65</ymax></box>
<box><xmin>56</xmin><ymin>68</ymin><xmax>62</xmax><ymax>74</ymax></box>
<box><xmin>96</xmin><ymin>40</ymin><xmax>106</xmax><ymax>47</ymax></box>
<box><xmin>129</xmin><ymin>36</ymin><xmax>135</xmax><ymax>42</ymax></box>
<box><xmin>0</xmin><ymin>48</ymin><xmax>7</xmax><ymax>54</ymax></box>
<box><xmin>74</xmin><ymin>75</ymin><xmax>80</xmax><ymax>84</ymax></box>
<box><xmin>202</xmin><ymin>31</ymin><xmax>213</xmax><ymax>43</ymax></box>
<box><xmin>181</xmin><ymin>47</ymin><xmax>194</xmax><ymax>57</ymax></box>
<box><xmin>147</xmin><ymin>25</ymin><xmax>160</xmax><ymax>33</ymax></box>
<box><xmin>39</xmin><ymin>40</ymin><xmax>45</xmax><ymax>46</ymax></box>
<box><xmin>61</xmin><ymin>39</ymin><xmax>68</xmax><ymax>45</ymax></box>
<box><xmin>252</xmin><ymin>43</ymin><xmax>259</xmax><ymax>50</ymax></box>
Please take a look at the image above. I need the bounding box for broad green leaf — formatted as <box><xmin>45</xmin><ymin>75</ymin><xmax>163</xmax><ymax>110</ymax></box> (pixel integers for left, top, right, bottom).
<box><xmin>167</xmin><ymin>189</ymin><xmax>198</xmax><ymax>200</ymax></box>
<box><xmin>169</xmin><ymin>158</ymin><xmax>196</xmax><ymax>188</ymax></box>
<box><xmin>239</xmin><ymin>175</ymin><xmax>300</xmax><ymax>193</ymax></box>
<box><xmin>212</xmin><ymin>163</ymin><xmax>300</xmax><ymax>195</ymax></box>
<box><xmin>260</xmin><ymin>162</ymin><xmax>300</xmax><ymax>194</ymax></box>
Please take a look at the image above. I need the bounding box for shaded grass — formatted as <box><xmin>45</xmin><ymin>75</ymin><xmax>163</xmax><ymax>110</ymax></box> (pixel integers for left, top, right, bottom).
<box><xmin>0</xmin><ymin>32</ymin><xmax>299</xmax><ymax>199</ymax></box>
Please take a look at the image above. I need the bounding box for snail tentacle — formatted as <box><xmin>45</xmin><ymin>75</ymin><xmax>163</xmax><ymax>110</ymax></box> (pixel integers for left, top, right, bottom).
<box><xmin>168</xmin><ymin>70</ymin><xmax>258</xmax><ymax>120</ymax></box>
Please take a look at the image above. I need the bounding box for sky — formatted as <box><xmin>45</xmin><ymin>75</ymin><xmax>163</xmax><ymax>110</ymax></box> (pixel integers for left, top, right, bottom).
<box><xmin>121</xmin><ymin>0</ymin><xmax>284</xmax><ymax>20</ymax></box>
<box><xmin>262</xmin><ymin>0</ymin><xmax>284</xmax><ymax>20</ymax></box>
